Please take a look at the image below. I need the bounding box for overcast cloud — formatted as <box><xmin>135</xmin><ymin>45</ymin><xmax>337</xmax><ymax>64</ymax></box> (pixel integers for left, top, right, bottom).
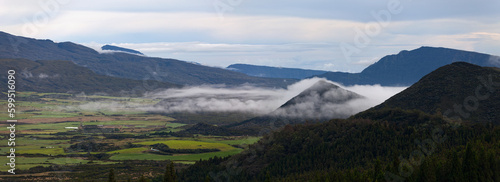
<box><xmin>1</xmin><ymin>0</ymin><xmax>499</xmax><ymax>72</ymax></box>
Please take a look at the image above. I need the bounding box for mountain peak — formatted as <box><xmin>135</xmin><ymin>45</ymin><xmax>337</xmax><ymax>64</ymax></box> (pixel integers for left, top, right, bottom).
<box><xmin>296</xmin><ymin>80</ymin><xmax>340</xmax><ymax>96</ymax></box>
<box><xmin>276</xmin><ymin>80</ymin><xmax>362</xmax><ymax>119</ymax></box>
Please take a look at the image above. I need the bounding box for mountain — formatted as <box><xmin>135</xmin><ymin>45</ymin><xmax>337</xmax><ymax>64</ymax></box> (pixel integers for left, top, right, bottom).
<box><xmin>357</xmin><ymin>62</ymin><xmax>500</xmax><ymax>124</ymax></box>
<box><xmin>227</xmin><ymin>64</ymin><xmax>328</xmax><ymax>79</ymax></box>
<box><xmin>228</xmin><ymin>80</ymin><xmax>363</xmax><ymax>134</ymax></box>
<box><xmin>101</xmin><ymin>45</ymin><xmax>144</xmax><ymax>55</ymax></box>
<box><xmin>179</xmin><ymin>62</ymin><xmax>500</xmax><ymax>181</ymax></box>
<box><xmin>0</xmin><ymin>58</ymin><xmax>179</xmax><ymax>95</ymax></box>
<box><xmin>317</xmin><ymin>46</ymin><xmax>500</xmax><ymax>86</ymax></box>
<box><xmin>180</xmin><ymin>109</ymin><xmax>500</xmax><ymax>181</ymax></box>
<box><xmin>0</xmin><ymin>31</ymin><xmax>295</xmax><ymax>88</ymax></box>
<box><xmin>274</xmin><ymin>80</ymin><xmax>363</xmax><ymax>118</ymax></box>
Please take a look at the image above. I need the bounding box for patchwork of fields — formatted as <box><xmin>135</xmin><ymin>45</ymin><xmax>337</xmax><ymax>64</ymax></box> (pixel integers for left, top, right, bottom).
<box><xmin>0</xmin><ymin>92</ymin><xmax>260</xmax><ymax>173</ymax></box>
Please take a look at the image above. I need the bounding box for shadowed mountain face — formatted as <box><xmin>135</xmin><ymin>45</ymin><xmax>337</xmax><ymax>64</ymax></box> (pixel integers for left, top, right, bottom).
<box><xmin>0</xmin><ymin>31</ymin><xmax>295</xmax><ymax>88</ymax></box>
<box><xmin>229</xmin><ymin>80</ymin><xmax>363</xmax><ymax>135</ymax></box>
<box><xmin>0</xmin><ymin>58</ymin><xmax>179</xmax><ymax>95</ymax></box>
<box><xmin>316</xmin><ymin>47</ymin><xmax>500</xmax><ymax>86</ymax></box>
<box><xmin>359</xmin><ymin>62</ymin><xmax>500</xmax><ymax>124</ymax></box>
<box><xmin>227</xmin><ymin>64</ymin><xmax>328</xmax><ymax>79</ymax></box>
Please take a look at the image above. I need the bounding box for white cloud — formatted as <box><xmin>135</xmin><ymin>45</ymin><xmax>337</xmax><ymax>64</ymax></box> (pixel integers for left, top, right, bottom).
<box><xmin>352</xmin><ymin>58</ymin><xmax>379</xmax><ymax>66</ymax></box>
<box><xmin>69</xmin><ymin>78</ymin><xmax>407</xmax><ymax>119</ymax></box>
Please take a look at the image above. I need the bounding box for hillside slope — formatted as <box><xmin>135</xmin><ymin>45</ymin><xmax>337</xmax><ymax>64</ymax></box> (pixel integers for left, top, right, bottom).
<box><xmin>179</xmin><ymin>63</ymin><xmax>500</xmax><ymax>181</ymax></box>
<box><xmin>362</xmin><ymin>62</ymin><xmax>500</xmax><ymax>124</ymax></box>
<box><xmin>0</xmin><ymin>58</ymin><xmax>178</xmax><ymax>95</ymax></box>
<box><xmin>0</xmin><ymin>31</ymin><xmax>294</xmax><ymax>87</ymax></box>
<box><xmin>180</xmin><ymin>110</ymin><xmax>500</xmax><ymax>181</ymax></box>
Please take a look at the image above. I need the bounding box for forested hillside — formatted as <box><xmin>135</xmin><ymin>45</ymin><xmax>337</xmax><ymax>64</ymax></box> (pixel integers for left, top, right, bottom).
<box><xmin>370</xmin><ymin>62</ymin><xmax>500</xmax><ymax>124</ymax></box>
<box><xmin>179</xmin><ymin>109</ymin><xmax>499</xmax><ymax>181</ymax></box>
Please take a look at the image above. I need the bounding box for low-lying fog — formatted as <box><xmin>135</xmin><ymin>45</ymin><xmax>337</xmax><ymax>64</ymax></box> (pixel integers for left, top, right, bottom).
<box><xmin>73</xmin><ymin>78</ymin><xmax>407</xmax><ymax>118</ymax></box>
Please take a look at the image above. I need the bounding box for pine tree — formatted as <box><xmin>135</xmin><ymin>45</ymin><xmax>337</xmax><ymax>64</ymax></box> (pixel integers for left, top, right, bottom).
<box><xmin>462</xmin><ymin>143</ymin><xmax>479</xmax><ymax>182</ymax></box>
<box><xmin>448</xmin><ymin>150</ymin><xmax>462</xmax><ymax>181</ymax></box>
<box><xmin>417</xmin><ymin>159</ymin><xmax>436</xmax><ymax>182</ymax></box>
<box><xmin>204</xmin><ymin>174</ymin><xmax>211</xmax><ymax>182</ymax></box>
<box><xmin>372</xmin><ymin>158</ymin><xmax>384</xmax><ymax>182</ymax></box>
<box><xmin>164</xmin><ymin>161</ymin><xmax>177</xmax><ymax>182</ymax></box>
<box><xmin>139</xmin><ymin>175</ymin><xmax>148</xmax><ymax>182</ymax></box>
<box><xmin>488</xmin><ymin>152</ymin><xmax>499</xmax><ymax>182</ymax></box>
<box><xmin>108</xmin><ymin>168</ymin><xmax>116</xmax><ymax>182</ymax></box>
<box><xmin>264</xmin><ymin>170</ymin><xmax>271</xmax><ymax>182</ymax></box>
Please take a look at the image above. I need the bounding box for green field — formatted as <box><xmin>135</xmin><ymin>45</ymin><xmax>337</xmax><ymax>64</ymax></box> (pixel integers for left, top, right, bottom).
<box><xmin>0</xmin><ymin>157</ymin><xmax>117</xmax><ymax>170</ymax></box>
<box><xmin>109</xmin><ymin>149</ymin><xmax>243</xmax><ymax>161</ymax></box>
<box><xmin>0</xmin><ymin>92</ymin><xmax>260</xmax><ymax>173</ymax></box>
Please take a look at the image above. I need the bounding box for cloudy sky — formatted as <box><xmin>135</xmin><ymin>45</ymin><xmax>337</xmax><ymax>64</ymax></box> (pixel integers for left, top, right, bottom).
<box><xmin>2</xmin><ymin>0</ymin><xmax>500</xmax><ymax>72</ymax></box>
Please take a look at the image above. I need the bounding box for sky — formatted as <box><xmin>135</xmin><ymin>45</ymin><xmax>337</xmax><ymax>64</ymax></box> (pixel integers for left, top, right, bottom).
<box><xmin>1</xmin><ymin>0</ymin><xmax>500</xmax><ymax>72</ymax></box>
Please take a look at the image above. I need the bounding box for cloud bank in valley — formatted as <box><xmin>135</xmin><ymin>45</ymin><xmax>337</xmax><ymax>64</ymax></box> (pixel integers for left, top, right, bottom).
<box><xmin>272</xmin><ymin>80</ymin><xmax>408</xmax><ymax>119</ymax></box>
<box><xmin>73</xmin><ymin>78</ymin><xmax>407</xmax><ymax>119</ymax></box>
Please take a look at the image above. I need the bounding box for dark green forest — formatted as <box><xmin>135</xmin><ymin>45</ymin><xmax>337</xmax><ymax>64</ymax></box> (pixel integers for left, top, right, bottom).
<box><xmin>176</xmin><ymin>109</ymin><xmax>499</xmax><ymax>182</ymax></box>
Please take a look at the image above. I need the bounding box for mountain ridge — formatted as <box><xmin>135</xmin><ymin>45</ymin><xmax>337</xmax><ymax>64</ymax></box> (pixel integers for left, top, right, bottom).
<box><xmin>317</xmin><ymin>46</ymin><xmax>500</xmax><ymax>86</ymax></box>
<box><xmin>0</xmin><ymin>58</ymin><xmax>179</xmax><ymax>96</ymax></box>
<box><xmin>0</xmin><ymin>31</ymin><xmax>295</xmax><ymax>88</ymax></box>
<box><xmin>355</xmin><ymin>62</ymin><xmax>500</xmax><ymax>124</ymax></box>
<box><xmin>227</xmin><ymin>64</ymin><xmax>328</xmax><ymax>79</ymax></box>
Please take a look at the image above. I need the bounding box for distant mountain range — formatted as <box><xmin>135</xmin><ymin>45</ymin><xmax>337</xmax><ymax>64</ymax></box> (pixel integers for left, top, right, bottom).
<box><xmin>0</xmin><ymin>31</ymin><xmax>294</xmax><ymax>88</ymax></box>
<box><xmin>101</xmin><ymin>45</ymin><xmax>144</xmax><ymax>55</ymax></box>
<box><xmin>3</xmin><ymin>31</ymin><xmax>498</xmax><ymax>88</ymax></box>
<box><xmin>358</xmin><ymin>62</ymin><xmax>500</xmax><ymax>124</ymax></box>
<box><xmin>227</xmin><ymin>64</ymin><xmax>328</xmax><ymax>79</ymax></box>
<box><xmin>230</xmin><ymin>47</ymin><xmax>500</xmax><ymax>86</ymax></box>
<box><xmin>318</xmin><ymin>46</ymin><xmax>500</xmax><ymax>86</ymax></box>
<box><xmin>0</xmin><ymin>58</ymin><xmax>179</xmax><ymax>95</ymax></box>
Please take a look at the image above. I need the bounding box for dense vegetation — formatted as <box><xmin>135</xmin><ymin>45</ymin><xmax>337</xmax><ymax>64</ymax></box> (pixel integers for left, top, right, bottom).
<box><xmin>179</xmin><ymin>123</ymin><xmax>244</xmax><ymax>136</ymax></box>
<box><xmin>149</xmin><ymin>143</ymin><xmax>220</xmax><ymax>154</ymax></box>
<box><xmin>178</xmin><ymin>109</ymin><xmax>500</xmax><ymax>181</ymax></box>
<box><xmin>371</xmin><ymin>62</ymin><xmax>500</xmax><ymax>124</ymax></box>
